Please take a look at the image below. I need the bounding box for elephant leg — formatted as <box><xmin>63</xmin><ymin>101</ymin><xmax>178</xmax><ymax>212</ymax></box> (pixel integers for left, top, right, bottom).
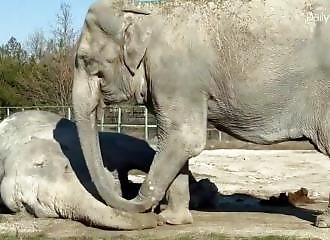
<box><xmin>307</xmin><ymin>119</ymin><xmax>330</xmax><ymax>228</ymax></box>
<box><xmin>314</xmin><ymin>131</ymin><xmax>330</xmax><ymax>227</ymax></box>
<box><xmin>131</xmin><ymin>95</ymin><xmax>208</xmax><ymax>211</ymax></box>
<box><xmin>158</xmin><ymin>163</ymin><xmax>192</xmax><ymax>225</ymax></box>
<box><xmin>111</xmin><ymin>169</ymin><xmax>123</xmax><ymax>197</ymax></box>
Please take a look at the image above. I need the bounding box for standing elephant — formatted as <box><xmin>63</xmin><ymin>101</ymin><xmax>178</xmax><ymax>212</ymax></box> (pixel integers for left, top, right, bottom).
<box><xmin>72</xmin><ymin>0</ymin><xmax>330</xmax><ymax>227</ymax></box>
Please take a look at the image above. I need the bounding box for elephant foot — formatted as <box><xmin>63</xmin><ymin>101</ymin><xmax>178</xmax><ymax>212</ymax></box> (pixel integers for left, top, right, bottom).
<box><xmin>157</xmin><ymin>171</ymin><xmax>192</xmax><ymax>225</ymax></box>
<box><xmin>158</xmin><ymin>208</ymin><xmax>193</xmax><ymax>225</ymax></box>
<box><xmin>315</xmin><ymin>211</ymin><xmax>330</xmax><ymax>228</ymax></box>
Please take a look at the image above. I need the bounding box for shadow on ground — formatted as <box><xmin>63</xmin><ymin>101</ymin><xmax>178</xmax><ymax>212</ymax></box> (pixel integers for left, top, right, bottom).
<box><xmin>198</xmin><ymin>192</ymin><xmax>321</xmax><ymax>224</ymax></box>
<box><xmin>0</xmin><ymin>188</ymin><xmax>322</xmax><ymax>228</ymax></box>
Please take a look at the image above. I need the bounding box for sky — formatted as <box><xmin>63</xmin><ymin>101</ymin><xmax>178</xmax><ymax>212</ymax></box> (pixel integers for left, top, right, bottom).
<box><xmin>0</xmin><ymin>0</ymin><xmax>95</xmax><ymax>45</ymax></box>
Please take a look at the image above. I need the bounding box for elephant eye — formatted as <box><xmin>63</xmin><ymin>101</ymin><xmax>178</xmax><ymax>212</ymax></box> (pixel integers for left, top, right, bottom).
<box><xmin>96</xmin><ymin>71</ymin><xmax>104</xmax><ymax>79</ymax></box>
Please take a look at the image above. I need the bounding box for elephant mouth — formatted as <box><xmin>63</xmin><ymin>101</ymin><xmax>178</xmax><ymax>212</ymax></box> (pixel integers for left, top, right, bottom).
<box><xmin>103</xmin><ymin>93</ymin><xmax>127</xmax><ymax>105</ymax></box>
<box><xmin>103</xmin><ymin>91</ymin><xmax>137</xmax><ymax>105</ymax></box>
<box><xmin>103</xmin><ymin>98</ymin><xmax>128</xmax><ymax>106</ymax></box>
<box><xmin>103</xmin><ymin>98</ymin><xmax>117</xmax><ymax>105</ymax></box>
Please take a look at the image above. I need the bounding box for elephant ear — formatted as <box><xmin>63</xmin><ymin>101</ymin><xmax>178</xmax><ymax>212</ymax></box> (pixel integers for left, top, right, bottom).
<box><xmin>123</xmin><ymin>22</ymin><xmax>152</xmax><ymax>75</ymax></box>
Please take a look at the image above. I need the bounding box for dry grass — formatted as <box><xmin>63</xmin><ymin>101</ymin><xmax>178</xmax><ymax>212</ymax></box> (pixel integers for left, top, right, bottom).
<box><xmin>0</xmin><ymin>233</ymin><xmax>319</xmax><ymax>240</ymax></box>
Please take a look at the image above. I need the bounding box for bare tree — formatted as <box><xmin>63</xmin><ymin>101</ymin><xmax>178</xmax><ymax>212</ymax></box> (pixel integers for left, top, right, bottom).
<box><xmin>26</xmin><ymin>29</ymin><xmax>47</xmax><ymax>61</ymax></box>
<box><xmin>50</xmin><ymin>49</ymin><xmax>75</xmax><ymax>106</ymax></box>
<box><xmin>52</xmin><ymin>2</ymin><xmax>77</xmax><ymax>53</ymax></box>
<box><xmin>49</xmin><ymin>2</ymin><xmax>78</xmax><ymax>106</ymax></box>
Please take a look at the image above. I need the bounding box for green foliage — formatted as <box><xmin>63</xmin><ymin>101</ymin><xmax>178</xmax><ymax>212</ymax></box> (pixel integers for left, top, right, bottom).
<box><xmin>0</xmin><ymin>41</ymin><xmax>56</xmax><ymax>106</ymax></box>
<box><xmin>0</xmin><ymin>3</ymin><xmax>77</xmax><ymax>107</ymax></box>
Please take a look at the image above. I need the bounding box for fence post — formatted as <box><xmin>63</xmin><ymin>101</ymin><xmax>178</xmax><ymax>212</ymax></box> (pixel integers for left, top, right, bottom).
<box><xmin>6</xmin><ymin>108</ymin><xmax>10</xmax><ymax>117</ymax></box>
<box><xmin>100</xmin><ymin>109</ymin><xmax>105</xmax><ymax>132</ymax></box>
<box><xmin>67</xmin><ymin>107</ymin><xmax>72</xmax><ymax>120</ymax></box>
<box><xmin>117</xmin><ymin>107</ymin><xmax>122</xmax><ymax>133</ymax></box>
<box><xmin>144</xmin><ymin>107</ymin><xmax>148</xmax><ymax>141</ymax></box>
<box><xmin>144</xmin><ymin>107</ymin><xmax>149</xmax><ymax>141</ymax></box>
<box><xmin>218</xmin><ymin>131</ymin><xmax>222</xmax><ymax>141</ymax></box>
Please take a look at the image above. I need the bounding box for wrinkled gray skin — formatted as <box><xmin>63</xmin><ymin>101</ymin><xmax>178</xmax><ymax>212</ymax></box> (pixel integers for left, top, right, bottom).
<box><xmin>0</xmin><ymin>110</ymin><xmax>159</xmax><ymax>230</ymax></box>
<box><xmin>73</xmin><ymin>0</ymin><xmax>330</xmax><ymax>227</ymax></box>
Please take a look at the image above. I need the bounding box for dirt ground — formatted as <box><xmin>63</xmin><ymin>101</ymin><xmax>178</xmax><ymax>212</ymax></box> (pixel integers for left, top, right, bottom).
<box><xmin>0</xmin><ymin>149</ymin><xmax>329</xmax><ymax>239</ymax></box>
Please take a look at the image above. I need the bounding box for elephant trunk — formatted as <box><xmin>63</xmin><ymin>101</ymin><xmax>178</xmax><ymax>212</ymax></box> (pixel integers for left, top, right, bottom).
<box><xmin>72</xmin><ymin>68</ymin><xmax>151</xmax><ymax>212</ymax></box>
<box><xmin>56</xmin><ymin>177</ymin><xmax>157</xmax><ymax>230</ymax></box>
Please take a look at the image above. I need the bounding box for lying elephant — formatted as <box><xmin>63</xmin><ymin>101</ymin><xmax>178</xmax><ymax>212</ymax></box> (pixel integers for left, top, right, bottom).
<box><xmin>0</xmin><ymin>110</ymin><xmax>217</xmax><ymax>228</ymax></box>
<box><xmin>72</xmin><ymin>0</ymin><xmax>330</xmax><ymax>227</ymax></box>
<box><xmin>0</xmin><ymin>110</ymin><xmax>158</xmax><ymax>229</ymax></box>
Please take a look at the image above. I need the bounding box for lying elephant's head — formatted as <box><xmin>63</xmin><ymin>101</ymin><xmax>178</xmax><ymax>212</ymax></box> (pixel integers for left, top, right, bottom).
<box><xmin>72</xmin><ymin>0</ymin><xmax>154</xmax><ymax>212</ymax></box>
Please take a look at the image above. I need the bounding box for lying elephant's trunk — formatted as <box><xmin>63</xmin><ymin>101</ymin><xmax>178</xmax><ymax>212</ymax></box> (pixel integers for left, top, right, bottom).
<box><xmin>55</xmin><ymin>175</ymin><xmax>157</xmax><ymax>230</ymax></box>
<box><xmin>72</xmin><ymin>67</ymin><xmax>152</xmax><ymax>212</ymax></box>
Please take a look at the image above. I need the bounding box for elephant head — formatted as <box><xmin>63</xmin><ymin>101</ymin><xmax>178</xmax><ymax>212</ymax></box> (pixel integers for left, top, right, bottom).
<box><xmin>72</xmin><ymin>0</ymin><xmax>154</xmax><ymax>212</ymax></box>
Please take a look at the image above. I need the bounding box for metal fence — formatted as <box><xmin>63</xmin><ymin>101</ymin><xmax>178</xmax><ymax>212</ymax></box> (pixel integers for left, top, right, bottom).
<box><xmin>0</xmin><ymin>106</ymin><xmax>226</xmax><ymax>144</ymax></box>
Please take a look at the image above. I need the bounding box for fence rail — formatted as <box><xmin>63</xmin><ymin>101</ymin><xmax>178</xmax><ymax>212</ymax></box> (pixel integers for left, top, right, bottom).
<box><xmin>0</xmin><ymin>106</ymin><xmax>225</xmax><ymax>143</ymax></box>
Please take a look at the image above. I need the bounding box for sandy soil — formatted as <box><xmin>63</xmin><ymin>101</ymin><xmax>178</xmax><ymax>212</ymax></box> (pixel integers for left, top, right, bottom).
<box><xmin>190</xmin><ymin>149</ymin><xmax>329</xmax><ymax>200</ymax></box>
<box><xmin>0</xmin><ymin>149</ymin><xmax>329</xmax><ymax>239</ymax></box>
